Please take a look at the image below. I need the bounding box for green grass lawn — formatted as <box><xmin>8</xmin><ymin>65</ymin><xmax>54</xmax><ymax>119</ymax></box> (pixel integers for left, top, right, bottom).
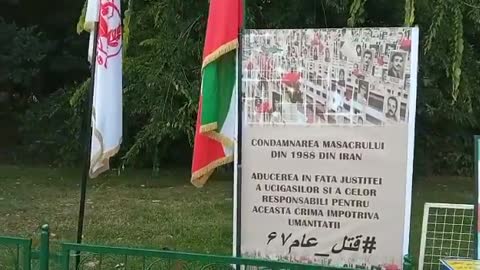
<box><xmin>0</xmin><ymin>165</ymin><xmax>475</xmax><ymax>264</ymax></box>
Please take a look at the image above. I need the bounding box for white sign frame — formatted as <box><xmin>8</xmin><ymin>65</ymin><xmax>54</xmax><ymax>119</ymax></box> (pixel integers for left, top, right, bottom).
<box><xmin>233</xmin><ymin>27</ymin><xmax>419</xmax><ymax>268</ymax></box>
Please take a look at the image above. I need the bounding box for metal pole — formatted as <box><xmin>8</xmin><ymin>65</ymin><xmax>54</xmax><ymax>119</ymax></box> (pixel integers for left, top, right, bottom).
<box><xmin>75</xmin><ymin>21</ymin><xmax>99</xmax><ymax>269</ymax></box>
<box><xmin>474</xmin><ymin>135</ymin><xmax>479</xmax><ymax>260</ymax></box>
<box><xmin>236</xmin><ymin>29</ymin><xmax>243</xmax><ymax>259</ymax></box>
<box><xmin>235</xmin><ymin>0</ymin><xmax>246</xmax><ymax>260</ymax></box>
<box><xmin>39</xmin><ymin>224</ymin><xmax>50</xmax><ymax>270</ymax></box>
<box><xmin>403</xmin><ymin>255</ymin><xmax>414</xmax><ymax>270</ymax></box>
<box><xmin>23</xmin><ymin>239</ymin><xmax>32</xmax><ymax>270</ymax></box>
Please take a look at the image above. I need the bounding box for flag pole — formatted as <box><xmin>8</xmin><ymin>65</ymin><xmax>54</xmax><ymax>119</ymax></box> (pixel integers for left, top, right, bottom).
<box><xmin>235</xmin><ymin>29</ymin><xmax>243</xmax><ymax>258</ymax></box>
<box><xmin>235</xmin><ymin>0</ymin><xmax>246</xmax><ymax>258</ymax></box>
<box><xmin>474</xmin><ymin>135</ymin><xmax>479</xmax><ymax>260</ymax></box>
<box><xmin>75</xmin><ymin>21</ymin><xmax>99</xmax><ymax>268</ymax></box>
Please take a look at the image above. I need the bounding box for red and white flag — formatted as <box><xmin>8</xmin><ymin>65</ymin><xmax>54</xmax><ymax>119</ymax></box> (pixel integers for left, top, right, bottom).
<box><xmin>84</xmin><ymin>0</ymin><xmax>123</xmax><ymax>178</ymax></box>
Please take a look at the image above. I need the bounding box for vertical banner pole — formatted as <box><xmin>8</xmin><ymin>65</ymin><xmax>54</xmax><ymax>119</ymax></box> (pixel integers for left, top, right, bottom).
<box><xmin>235</xmin><ymin>29</ymin><xmax>243</xmax><ymax>258</ymax></box>
<box><xmin>234</xmin><ymin>0</ymin><xmax>246</xmax><ymax>260</ymax></box>
<box><xmin>402</xmin><ymin>26</ymin><xmax>419</xmax><ymax>258</ymax></box>
<box><xmin>39</xmin><ymin>225</ymin><xmax>50</xmax><ymax>270</ymax></box>
<box><xmin>475</xmin><ymin>135</ymin><xmax>479</xmax><ymax>260</ymax></box>
<box><xmin>75</xmin><ymin>21</ymin><xmax>99</xmax><ymax>268</ymax></box>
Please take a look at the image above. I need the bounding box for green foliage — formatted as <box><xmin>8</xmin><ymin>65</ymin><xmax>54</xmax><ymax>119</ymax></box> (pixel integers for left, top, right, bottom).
<box><xmin>422</xmin><ymin>0</ymin><xmax>480</xmax><ymax>106</ymax></box>
<box><xmin>67</xmin><ymin>0</ymin><xmax>208</xmax><ymax>169</ymax></box>
<box><xmin>122</xmin><ymin>0</ymin><xmax>133</xmax><ymax>54</ymax></box>
<box><xmin>404</xmin><ymin>0</ymin><xmax>415</xmax><ymax>26</ymax></box>
<box><xmin>19</xmin><ymin>87</ymin><xmax>83</xmax><ymax>165</ymax></box>
<box><xmin>246</xmin><ymin>0</ymin><xmax>349</xmax><ymax>28</ymax></box>
<box><xmin>0</xmin><ymin>19</ymin><xmax>51</xmax><ymax>104</ymax></box>
<box><xmin>119</xmin><ymin>0</ymin><xmax>207</xmax><ymax>168</ymax></box>
<box><xmin>10</xmin><ymin>0</ymin><xmax>480</xmax><ymax>176</ymax></box>
<box><xmin>0</xmin><ymin>4</ymin><xmax>89</xmax><ymax>163</ymax></box>
<box><xmin>415</xmin><ymin>129</ymin><xmax>474</xmax><ymax>176</ymax></box>
<box><xmin>451</xmin><ymin>2</ymin><xmax>464</xmax><ymax>102</ymax></box>
<box><xmin>423</xmin><ymin>0</ymin><xmax>446</xmax><ymax>52</ymax></box>
<box><xmin>348</xmin><ymin>0</ymin><xmax>367</xmax><ymax>27</ymax></box>
<box><xmin>413</xmin><ymin>0</ymin><xmax>480</xmax><ymax>175</ymax></box>
<box><xmin>76</xmin><ymin>1</ymin><xmax>87</xmax><ymax>34</ymax></box>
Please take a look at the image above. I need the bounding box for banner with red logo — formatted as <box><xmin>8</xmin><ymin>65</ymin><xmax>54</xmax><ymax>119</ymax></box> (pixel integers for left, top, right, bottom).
<box><xmin>84</xmin><ymin>0</ymin><xmax>123</xmax><ymax>178</ymax></box>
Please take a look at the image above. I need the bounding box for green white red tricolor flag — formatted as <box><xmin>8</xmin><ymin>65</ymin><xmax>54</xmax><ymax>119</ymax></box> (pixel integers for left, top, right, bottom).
<box><xmin>191</xmin><ymin>0</ymin><xmax>243</xmax><ymax>187</ymax></box>
<box><xmin>84</xmin><ymin>0</ymin><xmax>123</xmax><ymax>178</ymax></box>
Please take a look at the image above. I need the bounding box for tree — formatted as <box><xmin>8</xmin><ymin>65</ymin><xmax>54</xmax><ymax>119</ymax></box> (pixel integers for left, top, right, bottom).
<box><xmin>14</xmin><ymin>0</ymin><xmax>480</xmax><ymax>176</ymax></box>
<box><xmin>0</xmin><ymin>19</ymin><xmax>50</xmax><ymax>111</ymax></box>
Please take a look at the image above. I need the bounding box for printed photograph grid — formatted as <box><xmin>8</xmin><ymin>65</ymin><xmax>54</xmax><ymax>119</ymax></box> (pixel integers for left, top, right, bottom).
<box><xmin>241</xmin><ymin>28</ymin><xmax>413</xmax><ymax>126</ymax></box>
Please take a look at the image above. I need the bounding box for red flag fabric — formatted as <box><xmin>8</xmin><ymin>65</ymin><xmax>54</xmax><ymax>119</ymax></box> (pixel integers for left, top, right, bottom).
<box><xmin>191</xmin><ymin>0</ymin><xmax>243</xmax><ymax>187</ymax></box>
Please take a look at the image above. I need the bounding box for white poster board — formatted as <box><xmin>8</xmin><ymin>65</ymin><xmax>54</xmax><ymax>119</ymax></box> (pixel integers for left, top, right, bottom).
<box><xmin>235</xmin><ymin>27</ymin><xmax>419</xmax><ymax>269</ymax></box>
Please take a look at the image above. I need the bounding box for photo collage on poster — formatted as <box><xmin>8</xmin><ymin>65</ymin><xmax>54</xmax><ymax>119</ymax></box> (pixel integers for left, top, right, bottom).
<box><xmin>241</xmin><ymin>28</ymin><xmax>413</xmax><ymax>126</ymax></box>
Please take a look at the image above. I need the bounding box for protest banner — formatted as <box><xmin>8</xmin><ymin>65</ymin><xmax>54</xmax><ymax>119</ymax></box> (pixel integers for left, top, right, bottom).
<box><xmin>235</xmin><ymin>27</ymin><xmax>419</xmax><ymax>269</ymax></box>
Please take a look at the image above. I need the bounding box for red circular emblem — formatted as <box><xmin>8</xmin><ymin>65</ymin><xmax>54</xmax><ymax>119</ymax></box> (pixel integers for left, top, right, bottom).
<box><xmin>97</xmin><ymin>0</ymin><xmax>122</xmax><ymax>68</ymax></box>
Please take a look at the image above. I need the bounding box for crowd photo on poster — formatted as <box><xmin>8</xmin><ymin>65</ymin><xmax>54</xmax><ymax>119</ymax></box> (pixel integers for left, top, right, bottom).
<box><xmin>242</xmin><ymin>28</ymin><xmax>413</xmax><ymax>126</ymax></box>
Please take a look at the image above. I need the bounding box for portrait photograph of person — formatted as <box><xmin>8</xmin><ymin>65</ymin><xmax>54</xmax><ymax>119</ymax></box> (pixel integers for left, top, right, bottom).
<box><xmin>387</xmin><ymin>50</ymin><xmax>407</xmax><ymax>79</ymax></box>
<box><xmin>270</xmin><ymin>92</ymin><xmax>283</xmax><ymax>123</ymax></box>
<box><xmin>385</xmin><ymin>43</ymin><xmax>396</xmax><ymax>56</ymax></box>
<box><xmin>325</xmin><ymin>47</ymin><xmax>331</xmax><ymax>62</ymax></box>
<box><xmin>404</xmin><ymin>74</ymin><xmax>410</xmax><ymax>91</ymax></box>
<box><xmin>400</xmin><ymin>102</ymin><xmax>407</xmax><ymax>121</ymax></box>
<box><xmin>338</xmin><ymin>68</ymin><xmax>346</xmax><ymax>86</ymax></box>
<box><xmin>361</xmin><ymin>49</ymin><xmax>373</xmax><ymax>74</ymax></box>
<box><xmin>385</xmin><ymin>96</ymin><xmax>399</xmax><ymax>121</ymax></box>
<box><xmin>356</xmin><ymin>44</ymin><xmax>362</xmax><ymax>57</ymax></box>
<box><xmin>338</xmin><ymin>41</ymin><xmax>347</xmax><ymax>61</ymax></box>
<box><xmin>357</xmin><ymin>80</ymin><xmax>369</xmax><ymax>104</ymax></box>
<box><xmin>382</xmin><ymin>68</ymin><xmax>388</xmax><ymax>82</ymax></box>
<box><xmin>369</xmin><ymin>44</ymin><xmax>380</xmax><ymax>58</ymax></box>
